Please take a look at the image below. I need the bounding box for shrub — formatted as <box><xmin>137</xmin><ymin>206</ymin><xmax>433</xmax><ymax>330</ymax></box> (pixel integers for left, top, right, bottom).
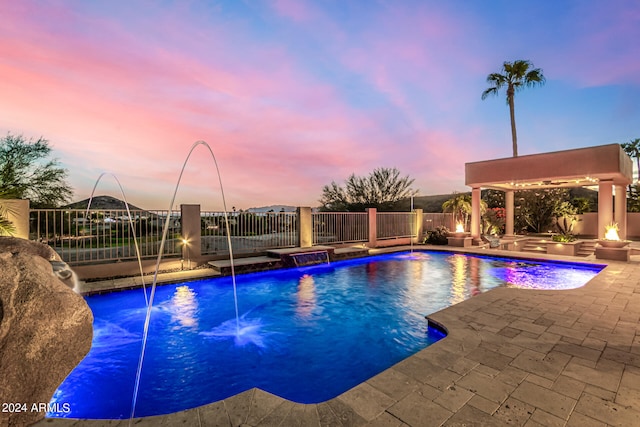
<box><xmin>552</xmin><ymin>234</ymin><xmax>576</xmax><ymax>243</ymax></box>
<box><xmin>424</xmin><ymin>226</ymin><xmax>450</xmax><ymax>245</ymax></box>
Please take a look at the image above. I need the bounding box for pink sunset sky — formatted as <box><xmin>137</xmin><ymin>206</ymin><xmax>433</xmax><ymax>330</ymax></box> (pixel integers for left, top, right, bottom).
<box><xmin>1</xmin><ymin>0</ymin><xmax>639</xmax><ymax>210</ymax></box>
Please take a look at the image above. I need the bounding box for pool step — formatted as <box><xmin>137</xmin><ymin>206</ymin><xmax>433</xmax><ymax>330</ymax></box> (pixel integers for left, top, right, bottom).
<box><xmin>520</xmin><ymin>239</ymin><xmax>548</xmax><ymax>254</ymax></box>
<box><xmin>577</xmin><ymin>240</ymin><xmax>597</xmax><ymax>257</ymax></box>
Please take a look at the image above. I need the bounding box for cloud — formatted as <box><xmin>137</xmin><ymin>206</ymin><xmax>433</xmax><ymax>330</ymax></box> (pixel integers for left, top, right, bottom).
<box><xmin>535</xmin><ymin>1</ymin><xmax>640</xmax><ymax>87</ymax></box>
<box><xmin>1</xmin><ymin>0</ymin><xmax>637</xmax><ymax>209</ymax></box>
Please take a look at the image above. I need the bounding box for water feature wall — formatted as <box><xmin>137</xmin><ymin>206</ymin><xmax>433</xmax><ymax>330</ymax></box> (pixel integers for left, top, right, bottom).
<box><xmin>290</xmin><ymin>250</ymin><xmax>331</xmax><ymax>267</ymax></box>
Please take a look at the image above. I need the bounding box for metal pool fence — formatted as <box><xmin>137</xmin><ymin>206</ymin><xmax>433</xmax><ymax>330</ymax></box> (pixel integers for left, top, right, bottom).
<box><xmin>200</xmin><ymin>211</ymin><xmax>298</xmax><ymax>255</ymax></box>
<box><xmin>312</xmin><ymin>212</ymin><xmax>369</xmax><ymax>245</ymax></box>
<box><xmin>377</xmin><ymin>212</ymin><xmax>416</xmax><ymax>239</ymax></box>
<box><xmin>30</xmin><ymin>207</ymin><xmax>446</xmax><ymax>265</ymax></box>
<box><xmin>29</xmin><ymin>209</ymin><xmax>180</xmax><ymax>265</ymax></box>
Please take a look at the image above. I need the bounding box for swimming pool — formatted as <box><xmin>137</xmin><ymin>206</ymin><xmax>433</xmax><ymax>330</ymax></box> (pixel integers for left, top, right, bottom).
<box><xmin>49</xmin><ymin>251</ymin><xmax>603</xmax><ymax>419</ymax></box>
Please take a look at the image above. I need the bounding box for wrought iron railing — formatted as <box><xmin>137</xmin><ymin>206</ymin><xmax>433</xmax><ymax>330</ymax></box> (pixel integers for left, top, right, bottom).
<box><xmin>30</xmin><ymin>207</ymin><xmax>448</xmax><ymax>265</ymax></box>
<box><xmin>201</xmin><ymin>211</ymin><xmax>297</xmax><ymax>254</ymax></box>
<box><xmin>312</xmin><ymin>212</ymin><xmax>369</xmax><ymax>245</ymax></box>
<box><xmin>29</xmin><ymin>209</ymin><xmax>180</xmax><ymax>265</ymax></box>
<box><xmin>423</xmin><ymin>213</ymin><xmax>454</xmax><ymax>231</ymax></box>
<box><xmin>377</xmin><ymin>212</ymin><xmax>416</xmax><ymax>239</ymax></box>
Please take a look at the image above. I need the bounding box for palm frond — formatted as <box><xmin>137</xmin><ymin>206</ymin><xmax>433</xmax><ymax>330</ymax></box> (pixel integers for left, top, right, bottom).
<box><xmin>0</xmin><ymin>203</ymin><xmax>16</xmax><ymax>236</ymax></box>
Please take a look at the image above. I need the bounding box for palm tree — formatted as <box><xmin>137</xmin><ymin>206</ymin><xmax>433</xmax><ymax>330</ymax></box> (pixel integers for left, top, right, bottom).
<box><xmin>442</xmin><ymin>193</ymin><xmax>473</xmax><ymax>230</ymax></box>
<box><xmin>481</xmin><ymin>60</ymin><xmax>546</xmax><ymax>157</ymax></box>
<box><xmin>621</xmin><ymin>138</ymin><xmax>640</xmax><ymax>182</ymax></box>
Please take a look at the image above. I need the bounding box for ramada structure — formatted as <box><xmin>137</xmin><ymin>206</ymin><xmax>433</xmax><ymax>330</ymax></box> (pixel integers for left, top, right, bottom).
<box><xmin>465</xmin><ymin>144</ymin><xmax>633</xmax><ymax>242</ymax></box>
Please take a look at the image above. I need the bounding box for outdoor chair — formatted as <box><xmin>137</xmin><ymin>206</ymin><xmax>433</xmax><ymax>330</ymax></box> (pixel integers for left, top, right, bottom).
<box><xmin>482</xmin><ymin>234</ymin><xmax>501</xmax><ymax>248</ymax></box>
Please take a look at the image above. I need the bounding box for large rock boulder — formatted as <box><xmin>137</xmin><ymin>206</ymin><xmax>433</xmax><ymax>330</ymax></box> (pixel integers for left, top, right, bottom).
<box><xmin>0</xmin><ymin>237</ymin><xmax>93</xmax><ymax>426</ymax></box>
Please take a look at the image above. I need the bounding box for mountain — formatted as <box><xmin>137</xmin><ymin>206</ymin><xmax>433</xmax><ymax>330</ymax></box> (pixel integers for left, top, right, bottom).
<box><xmin>63</xmin><ymin>195</ymin><xmax>145</xmax><ymax>211</ymax></box>
<box><xmin>390</xmin><ymin>194</ymin><xmax>459</xmax><ymax>213</ymax></box>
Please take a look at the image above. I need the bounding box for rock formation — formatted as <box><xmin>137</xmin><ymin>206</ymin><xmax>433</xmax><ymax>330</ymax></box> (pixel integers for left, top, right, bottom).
<box><xmin>0</xmin><ymin>237</ymin><xmax>93</xmax><ymax>426</ymax></box>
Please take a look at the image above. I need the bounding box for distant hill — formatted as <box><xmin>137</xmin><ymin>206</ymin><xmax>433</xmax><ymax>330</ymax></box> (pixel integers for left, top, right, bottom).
<box><xmin>392</xmin><ymin>194</ymin><xmax>458</xmax><ymax>213</ymax></box>
<box><xmin>63</xmin><ymin>195</ymin><xmax>145</xmax><ymax>211</ymax></box>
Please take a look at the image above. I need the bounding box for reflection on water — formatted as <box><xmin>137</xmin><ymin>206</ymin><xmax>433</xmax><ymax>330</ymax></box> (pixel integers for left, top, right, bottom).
<box><xmin>170</xmin><ymin>286</ymin><xmax>198</xmax><ymax>329</ymax></box>
<box><xmin>396</xmin><ymin>252</ymin><xmax>431</xmax><ymax>261</ymax></box>
<box><xmin>448</xmin><ymin>255</ymin><xmax>468</xmax><ymax>305</ymax></box>
<box><xmin>200</xmin><ymin>315</ymin><xmax>269</xmax><ymax>348</ymax></box>
<box><xmin>469</xmin><ymin>256</ymin><xmax>481</xmax><ymax>296</ymax></box>
<box><xmin>296</xmin><ymin>274</ymin><xmax>316</xmax><ymax>318</ymax></box>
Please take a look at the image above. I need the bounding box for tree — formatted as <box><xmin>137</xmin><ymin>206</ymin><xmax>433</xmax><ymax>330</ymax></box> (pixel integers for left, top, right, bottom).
<box><xmin>442</xmin><ymin>193</ymin><xmax>487</xmax><ymax>231</ymax></box>
<box><xmin>319</xmin><ymin>167</ymin><xmax>417</xmax><ymax>212</ymax></box>
<box><xmin>482</xmin><ymin>189</ymin><xmax>505</xmax><ymax>209</ymax></box>
<box><xmin>621</xmin><ymin>138</ymin><xmax>640</xmax><ymax>182</ymax></box>
<box><xmin>0</xmin><ymin>133</ymin><xmax>73</xmax><ymax>208</ymax></box>
<box><xmin>571</xmin><ymin>197</ymin><xmax>592</xmax><ymax>214</ymax></box>
<box><xmin>481</xmin><ymin>60</ymin><xmax>546</xmax><ymax>157</ymax></box>
<box><xmin>516</xmin><ymin>188</ymin><xmax>568</xmax><ymax>233</ymax></box>
<box><xmin>442</xmin><ymin>193</ymin><xmax>472</xmax><ymax>228</ymax></box>
<box><xmin>627</xmin><ymin>183</ymin><xmax>640</xmax><ymax>212</ymax></box>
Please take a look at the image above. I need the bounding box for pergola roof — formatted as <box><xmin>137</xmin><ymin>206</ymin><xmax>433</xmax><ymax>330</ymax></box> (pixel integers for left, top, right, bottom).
<box><xmin>465</xmin><ymin>144</ymin><xmax>633</xmax><ymax>191</ymax></box>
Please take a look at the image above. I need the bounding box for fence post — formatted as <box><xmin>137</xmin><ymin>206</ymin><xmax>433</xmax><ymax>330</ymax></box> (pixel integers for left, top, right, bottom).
<box><xmin>414</xmin><ymin>209</ymin><xmax>423</xmax><ymax>243</ymax></box>
<box><xmin>297</xmin><ymin>207</ymin><xmax>312</xmax><ymax>248</ymax></box>
<box><xmin>180</xmin><ymin>204</ymin><xmax>201</xmax><ymax>265</ymax></box>
<box><xmin>367</xmin><ymin>208</ymin><xmax>377</xmax><ymax>248</ymax></box>
<box><xmin>3</xmin><ymin>199</ymin><xmax>30</xmax><ymax>239</ymax></box>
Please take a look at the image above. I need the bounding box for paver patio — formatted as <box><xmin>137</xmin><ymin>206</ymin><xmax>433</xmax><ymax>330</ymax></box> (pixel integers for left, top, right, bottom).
<box><xmin>33</xmin><ymin>246</ymin><xmax>640</xmax><ymax>427</ymax></box>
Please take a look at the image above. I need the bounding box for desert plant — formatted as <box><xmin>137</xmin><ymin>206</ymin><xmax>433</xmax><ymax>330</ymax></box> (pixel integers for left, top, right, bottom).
<box><xmin>320</xmin><ymin>167</ymin><xmax>417</xmax><ymax>211</ymax></box>
<box><xmin>553</xmin><ymin>201</ymin><xmax>579</xmax><ymax>237</ymax></box>
<box><xmin>0</xmin><ymin>133</ymin><xmax>72</xmax><ymax>208</ymax></box>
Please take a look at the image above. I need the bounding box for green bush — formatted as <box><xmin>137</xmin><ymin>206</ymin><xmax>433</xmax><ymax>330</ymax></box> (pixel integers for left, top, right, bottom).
<box><xmin>424</xmin><ymin>226</ymin><xmax>450</xmax><ymax>245</ymax></box>
<box><xmin>552</xmin><ymin>234</ymin><xmax>576</xmax><ymax>243</ymax></box>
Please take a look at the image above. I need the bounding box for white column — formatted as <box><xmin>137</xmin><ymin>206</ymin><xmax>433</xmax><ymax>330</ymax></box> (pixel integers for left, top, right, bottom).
<box><xmin>614</xmin><ymin>185</ymin><xmax>627</xmax><ymax>240</ymax></box>
<box><xmin>471</xmin><ymin>187</ymin><xmax>481</xmax><ymax>242</ymax></box>
<box><xmin>598</xmin><ymin>181</ymin><xmax>613</xmax><ymax>239</ymax></box>
<box><xmin>505</xmin><ymin>190</ymin><xmax>514</xmax><ymax>238</ymax></box>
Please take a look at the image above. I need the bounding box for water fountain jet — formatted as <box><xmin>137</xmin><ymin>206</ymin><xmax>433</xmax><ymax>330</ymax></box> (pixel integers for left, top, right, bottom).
<box><xmin>129</xmin><ymin>141</ymin><xmax>238</xmax><ymax>422</ymax></box>
<box><xmin>86</xmin><ymin>173</ymin><xmax>148</xmax><ymax>305</ymax></box>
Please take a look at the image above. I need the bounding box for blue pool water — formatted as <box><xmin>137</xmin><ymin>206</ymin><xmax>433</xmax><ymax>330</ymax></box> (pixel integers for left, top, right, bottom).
<box><xmin>49</xmin><ymin>251</ymin><xmax>603</xmax><ymax>419</ymax></box>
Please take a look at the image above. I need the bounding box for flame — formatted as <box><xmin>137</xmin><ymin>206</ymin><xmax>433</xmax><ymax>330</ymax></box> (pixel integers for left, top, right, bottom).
<box><xmin>604</xmin><ymin>223</ymin><xmax>620</xmax><ymax>241</ymax></box>
<box><xmin>455</xmin><ymin>223</ymin><xmax>465</xmax><ymax>233</ymax></box>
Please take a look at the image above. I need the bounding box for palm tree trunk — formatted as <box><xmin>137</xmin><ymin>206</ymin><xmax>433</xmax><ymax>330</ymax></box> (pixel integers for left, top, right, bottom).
<box><xmin>508</xmin><ymin>86</ymin><xmax>517</xmax><ymax>157</ymax></box>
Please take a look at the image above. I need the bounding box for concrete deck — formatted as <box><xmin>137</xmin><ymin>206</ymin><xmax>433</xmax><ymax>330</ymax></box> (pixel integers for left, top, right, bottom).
<box><xmin>35</xmin><ymin>246</ymin><xmax>640</xmax><ymax>426</ymax></box>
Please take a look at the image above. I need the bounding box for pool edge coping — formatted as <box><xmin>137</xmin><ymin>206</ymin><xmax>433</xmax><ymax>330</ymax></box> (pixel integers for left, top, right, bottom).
<box><xmin>38</xmin><ymin>246</ymin><xmax>636</xmax><ymax>426</ymax></box>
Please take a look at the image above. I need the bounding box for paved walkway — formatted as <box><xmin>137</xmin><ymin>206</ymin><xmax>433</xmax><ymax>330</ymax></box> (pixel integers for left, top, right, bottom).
<box><xmin>36</xmin><ymin>247</ymin><xmax>640</xmax><ymax>426</ymax></box>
